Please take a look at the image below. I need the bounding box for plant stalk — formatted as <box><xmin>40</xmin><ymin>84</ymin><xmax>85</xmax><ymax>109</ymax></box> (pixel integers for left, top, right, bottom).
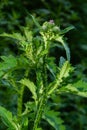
<box><xmin>33</xmin><ymin>94</ymin><xmax>46</xmax><ymax>130</ymax></box>
<box><xmin>33</xmin><ymin>41</ymin><xmax>48</xmax><ymax>130</ymax></box>
<box><xmin>17</xmin><ymin>85</ymin><xmax>24</xmax><ymax>123</ymax></box>
<box><xmin>17</xmin><ymin>70</ymin><xmax>29</xmax><ymax>123</ymax></box>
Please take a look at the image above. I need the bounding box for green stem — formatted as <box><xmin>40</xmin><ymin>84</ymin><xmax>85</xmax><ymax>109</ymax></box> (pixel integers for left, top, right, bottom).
<box><xmin>33</xmin><ymin>41</ymin><xmax>48</xmax><ymax>130</ymax></box>
<box><xmin>17</xmin><ymin>69</ymin><xmax>29</xmax><ymax>123</ymax></box>
<box><xmin>43</xmin><ymin>56</ymin><xmax>47</xmax><ymax>87</ymax></box>
<box><xmin>33</xmin><ymin>70</ymin><xmax>47</xmax><ymax>130</ymax></box>
<box><xmin>33</xmin><ymin>94</ymin><xmax>46</xmax><ymax>130</ymax></box>
<box><xmin>17</xmin><ymin>85</ymin><xmax>24</xmax><ymax>123</ymax></box>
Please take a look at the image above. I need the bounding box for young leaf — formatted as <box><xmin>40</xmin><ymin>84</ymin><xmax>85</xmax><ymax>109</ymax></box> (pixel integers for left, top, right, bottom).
<box><xmin>19</xmin><ymin>78</ymin><xmax>37</xmax><ymax>101</ymax></box>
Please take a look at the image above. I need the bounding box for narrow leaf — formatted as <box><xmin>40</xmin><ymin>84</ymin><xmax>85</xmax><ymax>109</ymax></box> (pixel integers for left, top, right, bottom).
<box><xmin>60</xmin><ymin>25</ymin><xmax>75</xmax><ymax>34</ymax></box>
<box><xmin>55</xmin><ymin>36</ymin><xmax>70</xmax><ymax>61</ymax></box>
<box><xmin>30</xmin><ymin>14</ymin><xmax>41</xmax><ymax>29</ymax></box>
<box><xmin>59</xmin><ymin>56</ymin><xmax>66</xmax><ymax>68</ymax></box>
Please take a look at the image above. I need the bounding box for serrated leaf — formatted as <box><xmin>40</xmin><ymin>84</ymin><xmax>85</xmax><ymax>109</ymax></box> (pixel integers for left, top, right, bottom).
<box><xmin>19</xmin><ymin>78</ymin><xmax>37</xmax><ymax>100</ymax></box>
<box><xmin>59</xmin><ymin>80</ymin><xmax>87</xmax><ymax>98</ymax></box>
<box><xmin>0</xmin><ymin>106</ymin><xmax>18</xmax><ymax>130</ymax></box>
<box><xmin>0</xmin><ymin>32</ymin><xmax>25</xmax><ymax>41</ymax></box>
<box><xmin>0</xmin><ymin>33</ymin><xmax>26</xmax><ymax>49</ymax></box>
<box><xmin>48</xmin><ymin>61</ymin><xmax>73</xmax><ymax>95</ymax></box>
<box><xmin>58</xmin><ymin>61</ymin><xmax>72</xmax><ymax>79</ymax></box>
<box><xmin>43</xmin><ymin>110</ymin><xmax>66</xmax><ymax>130</ymax></box>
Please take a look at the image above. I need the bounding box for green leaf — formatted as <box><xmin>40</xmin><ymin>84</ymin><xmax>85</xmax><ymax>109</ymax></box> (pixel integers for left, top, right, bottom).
<box><xmin>60</xmin><ymin>26</ymin><xmax>75</xmax><ymax>34</ymax></box>
<box><xmin>0</xmin><ymin>32</ymin><xmax>25</xmax><ymax>41</ymax></box>
<box><xmin>0</xmin><ymin>106</ymin><xmax>18</xmax><ymax>130</ymax></box>
<box><xmin>19</xmin><ymin>78</ymin><xmax>37</xmax><ymax>100</ymax></box>
<box><xmin>24</xmin><ymin>29</ymin><xmax>33</xmax><ymax>42</ymax></box>
<box><xmin>30</xmin><ymin>14</ymin><xmax>41</xmax><ymax>29</ymax></box>
<box><xmin>0</xmin><ymin>55</ymin><xmax>17</xmax><ymax>71</ymax></box>
<box><xmin>21</xmin><ymin>117</ymin><xmax>28</xmax><ymax>130</ymax></box>
<box><xmin>0</xmin><ymin>33</ymin><xmax>26</xmax><ymax>49</ymax></box>
<box><xmin>48</xmin><ymin>61</ymin><xmax>73</xmax><ymax>95</ymax></box>
<box><xmin>58</xmin><ymin>61</ymin><xmax>72</xmax><ymax>79</ymax></box>
<box><xmin>63</xmin><ymin>42</ymin><xmax>70</xmax><ymax>61</ymax></box>
<box><xmin>59</xmin><ymin>80</ymin><xmax>87</xmax><ymax>98</ymax></box>
<box><xmin>57</xmin><ymin>37</ymin><xmax>70</xmax><ymax>61</ymax></box>
<box><xmin>38</xmin><ymin>49</ymin><xmax>48</xmax><ymax>58</ymax></box>
<box><xmin>73</xmin><ymin>80</ymin><xmax>87</xmax><ymax>91</ymax></box>
<box><xmin>72</xmin><ymin>80</ymin><xmax>87</xmax><ymax>97</ymax></box>
<box><xmin>43</xmin><ymin>110</ymin><xmax>66</xmax><ymax>130</ymax></box>
<box><xmin>47</xmin><ymin>57</ymin><xmax>57</xmax><ymax>78</ymax></box>
<box><xmin>59</xmin><ymin>56</ymin><xmax>66</xmax><ymax>68</ymax></box>
<box><xmin>47</xmin><ymin>64</ymin><xmax>56</xmax><ymax>78</ymax></box>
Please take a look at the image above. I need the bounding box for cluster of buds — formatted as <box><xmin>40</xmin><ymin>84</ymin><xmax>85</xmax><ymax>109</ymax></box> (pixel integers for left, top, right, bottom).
<box><xmin>40</xmin><ymin>20</ymin><xmax>60</xmax><ymax>41</ymax></box>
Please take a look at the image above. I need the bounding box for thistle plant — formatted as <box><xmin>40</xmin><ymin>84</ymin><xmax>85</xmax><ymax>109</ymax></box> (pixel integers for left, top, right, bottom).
<box><xmin>0</xmin><ymin>16</ymin><xmax>87</xmax><ymax>130</ymax></box>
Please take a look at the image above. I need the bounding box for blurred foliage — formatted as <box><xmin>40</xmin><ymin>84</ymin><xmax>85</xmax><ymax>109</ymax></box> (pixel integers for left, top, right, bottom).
<box><xmin>0</xmin><ymin>0</ymin><xmax>87</xmax><ymax>130</ymax></box>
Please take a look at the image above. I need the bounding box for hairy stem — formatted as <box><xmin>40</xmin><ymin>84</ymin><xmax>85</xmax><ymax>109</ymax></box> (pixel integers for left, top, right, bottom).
<box><xmin>33</xmin><ymin>40</ymin><xmax>48</xmax><ymax>130</ymax></box>
<box><xmin>33</xmin><ymin>94</ymin><xmax>46</xmax><ymax>130</ymax></box>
